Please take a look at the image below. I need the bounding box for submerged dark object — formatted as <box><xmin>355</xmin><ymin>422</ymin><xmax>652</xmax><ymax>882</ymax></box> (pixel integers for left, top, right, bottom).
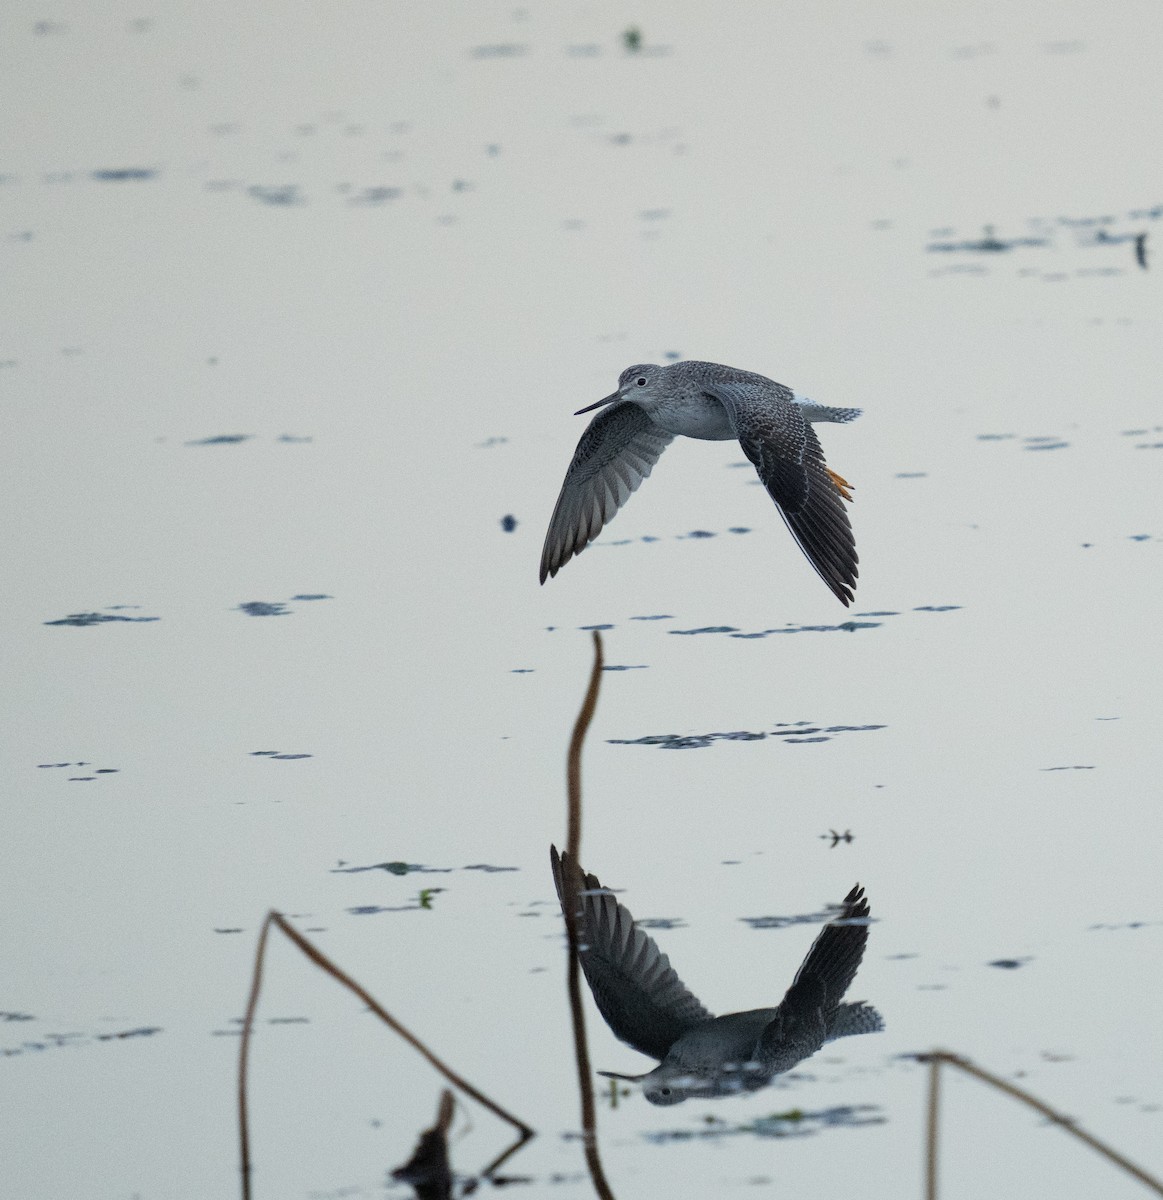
<box><xmin>390</xmin><ymin>1090</ymin><xmax>454</xmax><ymax>1200</ymax></box>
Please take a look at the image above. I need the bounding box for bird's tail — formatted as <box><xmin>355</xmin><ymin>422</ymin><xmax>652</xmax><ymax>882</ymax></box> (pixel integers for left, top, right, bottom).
<box><xmin>796</xmin><ymin>400</ymin><xmax>863</xmax><ymax>424</ymax></box>
<box><xmin>827</xmin><ymin>1000</ymin><xmax>884</xmax><ymax>1040</ymax></box>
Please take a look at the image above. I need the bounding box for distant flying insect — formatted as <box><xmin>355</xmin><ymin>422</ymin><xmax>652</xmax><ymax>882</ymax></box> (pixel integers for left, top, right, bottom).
<box><xmin>551</xmin><ymin>847</ymin><xmax>883</xmax><ymax>1103</ymax></box>
<box><xmin>540</xmin><ymin>360</ymin><xmax>862</xmax><ymax>605</ymax></box>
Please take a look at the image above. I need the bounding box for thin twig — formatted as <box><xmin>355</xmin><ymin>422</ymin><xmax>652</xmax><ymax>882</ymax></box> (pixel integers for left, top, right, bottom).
<box><xmin>920</xmin><ymin>1051</ymin><xmax>1163</xmax><ymax>1197</ymax></box>
<box><xmin>238</xmin><ymin>910</ymin><xmax>274</xmax><ymax>1200</ymax></box>
<box><xmin>925</xmin><ymin>1051</ymin><xmax>940</xmax><ymax>1200</ymax></box>
<box><xmin>562</xmin><ymin>631</ymin><xmax>616</xmax><ymax>1200</ymax></box>
<box><xmin>237</xmin><ymin>913</ymin><xmax>535</xmax><ymax>1197</ymax></box>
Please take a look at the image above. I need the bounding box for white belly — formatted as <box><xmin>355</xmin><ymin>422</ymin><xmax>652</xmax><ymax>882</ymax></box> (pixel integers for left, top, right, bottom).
<box><xmin>652</xmin><ymin>394</ymin><xmax>736</xmax><ymax>440</ymax></box>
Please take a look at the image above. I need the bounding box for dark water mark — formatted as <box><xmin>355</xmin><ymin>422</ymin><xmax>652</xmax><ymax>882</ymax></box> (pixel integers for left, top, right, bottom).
<box><xmin>470</xmin><ymin>43</ymin><xmax>528</xmax><ymax>57</ymax></box>
<box><xmin>37</xmin><ymin>761</ymin><xmax>119</xmax><ymax>781</ymax></box>
<box><xmin>330</xmin><ymin>861</ymin><xmax>447</xmax><ymax>875</ymax></box>
<box><xmin>729</xmin><ymin>621</ymin><xmax>882</xmax><ymax>637</ymax></box>
<box><xmin>347</xmin><ymin>186</ymin><xmax>402</xmax><ymax>205</ymax></box>
<box><xmin>742</xmin><ymin>900</ymin><xmax>876</xmax><ymax>931</ymax></box>
<box><xmin>250</xmin><ymin>750</ymin><xmax>313</xmax><ymax>760</ymax></box>
<box><xmin>45</xmin><ymin>610</ymin><xmax>159</xmax><ymax>627</ymax></box>
<box><xmin>610</xmin><ymin>724</ymin><xmax>884</xmax><ymax>750</ymax></box>
<box><xmin>91</xmin><ymin>168</ymin><xmax>156</xmax><ymax>182</ymax></box>
<box><xmin>186</xmin><ymin>433</ymin><xmax>253</xmax><ymax>445</ymax></box>
<box><xmin>248</xmin><ymin>184</ymin><xmax>302</xmax><ymax>206</ymax></box>
<box><xmin>501</xmin><ymin>514</ymin><xmax>518</xmax><ymax>532</ymax></box>
<box><xmin>238</xmin><ymin>601</ymin><xmax>289</xmax><ymax>616</ymax></box>
<box><xmin>238</xmin><ymin>593</ymin><xmax>331</xmax><ymax>616</ymax></box>
<box><xmin>641</xmin><ymin>1104</ymin><xmax>885</xmax><ymax>1144</ymax></box>
<box><xmin>2</xmin><ymin>1025</ymin><xmax>161</xmax><ymax>1058</ymax></box>
<box><xmin>988</xmin><ymin>958</ymin><xmax>1031</xmax><ymax>970</ymax></box>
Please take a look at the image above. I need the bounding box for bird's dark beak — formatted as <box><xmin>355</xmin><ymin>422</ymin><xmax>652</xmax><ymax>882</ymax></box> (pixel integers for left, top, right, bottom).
<box><xmin>574</xmin><ymin>390</ymin><xmax>621</xmax><ymax>416</ymax></box>
<box><xmin>597</xmin><ymin>1069</ymin><xmax>649</xmax><ymax>1082</ymax></box>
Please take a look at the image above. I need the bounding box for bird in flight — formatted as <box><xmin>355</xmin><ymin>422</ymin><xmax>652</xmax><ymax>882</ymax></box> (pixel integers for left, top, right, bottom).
<box><xmin>550</xmin><ymin>847</ymin><xmax>882</xmax><ymax>1104</ymax></box>
<box><xmin>540</xmin><ymin>360</ymin><xmax>862</xmax><ymax>605</ymax></box>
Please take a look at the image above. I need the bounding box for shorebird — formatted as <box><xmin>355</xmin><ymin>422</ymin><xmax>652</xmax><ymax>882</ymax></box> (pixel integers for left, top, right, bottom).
<box><xmin>550</xmin><ymin>847</ymin><xmax>882</xmax><ymax>1104</ymax></box>
<box><xmin>539</xmin><ymin>360</ymin><xmax>862</xmax><ymax>604</ymax></box>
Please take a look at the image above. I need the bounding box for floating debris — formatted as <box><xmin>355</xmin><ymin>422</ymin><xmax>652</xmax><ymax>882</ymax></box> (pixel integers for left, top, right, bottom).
<box><xmin>988</xmin><ymin>958</ymin><xmax>1031</xmax><ymax>969</ymax></box>
<box><xmin>250</xmin><ymin>750</ymin><xmax>312</xmax><ymax>760</ymax></box>
<box><xmin>821</xmin><ymin>829</ymin><xmax>854</xmax><ymax>847</ymax></box>
<box><xmin>500</xmin><ymin>514</ymin><xmax>517</xmax><ymax>532</ymax></box>
<box><xmin>185</xmin><ymin>433</ymin><xmax>252</xmax><ymax>445</ymax></box>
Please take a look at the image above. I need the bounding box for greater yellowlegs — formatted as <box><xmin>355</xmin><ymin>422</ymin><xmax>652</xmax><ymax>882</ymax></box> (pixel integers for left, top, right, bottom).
<box><xmin>540</xmin><ymin>361</ymin><xmax>861</xmax><ymax>604</ymax></box>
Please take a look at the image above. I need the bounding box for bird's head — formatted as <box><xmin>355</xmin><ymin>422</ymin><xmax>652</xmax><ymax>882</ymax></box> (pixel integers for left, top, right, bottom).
<box><xmin>599</xmin><ymin>1058</ymin><xmax>763</xmax><ymax>1106</ymax></box>
<box><xmin>574</xmin><ymin>363</ymin><xmax>664</xmax><ymax>415</ymax></box>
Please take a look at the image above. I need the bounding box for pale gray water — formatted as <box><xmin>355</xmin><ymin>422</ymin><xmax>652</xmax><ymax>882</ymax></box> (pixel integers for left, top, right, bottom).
<box><xmin>2</xmin><ymin>3</ymin><xmax>1162</xmax><ymax>1199</ymax></box>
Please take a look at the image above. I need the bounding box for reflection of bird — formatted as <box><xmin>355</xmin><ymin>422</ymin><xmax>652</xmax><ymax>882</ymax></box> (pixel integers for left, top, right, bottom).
<box><xmin>540</xmin><ymin>361</ymin><xmax>861</xmax><ymax>605</ymax></box>
<box><xmin>550</xmin><ymin>847</ymin><xmax>883</xmax><ymax>1105</ymax></box>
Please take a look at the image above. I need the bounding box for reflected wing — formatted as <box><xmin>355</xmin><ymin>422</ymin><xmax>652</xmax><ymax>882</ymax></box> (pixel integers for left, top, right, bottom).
<box><xmin>550</xmin><ymin>847</ymin><xmax>712</xmax><ymax>1060</ymax></box>
<box><xmin>711</xmin><ymin>382</ymin><xmax>858</xmax><ymax>606</ymax></box>
<box><xmin>779</xmin><ymin>884</ymin><xmax>871</xmax><ymax>1019</ymax></box>
<box><xmin>756</xmin><ymin>885</ymin><xmax>872</xmax><ymax>1065</ymax></box>
<box><xmin>540</xmin><ymin>402</ymin><xmax>674</xmax><ymax>583</ymax></box>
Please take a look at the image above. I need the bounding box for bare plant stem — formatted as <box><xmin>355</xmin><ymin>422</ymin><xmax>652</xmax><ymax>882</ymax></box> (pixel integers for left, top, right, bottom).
<box><xmin>238</xmin><ymin>912</ymin><xmax>535</xmax><ymax>1198</ymax></box>
<box><xmin>925</xmin><ymin>1051</ymin><xmax>941</xmax><ymax>1200</ymax></box>
<box><xmin>921</xmin><ymin>1051</ymin><xmax>1163</xmax><ymax>1197</ymax></box>
<box><xmin>562</xmin><ymin>631</ymin><xmax>616</xmax><ymax>1200</ymax></box>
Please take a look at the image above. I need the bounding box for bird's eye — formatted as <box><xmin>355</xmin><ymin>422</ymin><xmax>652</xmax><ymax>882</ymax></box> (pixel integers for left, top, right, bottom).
<box><xmin>636</xmin><ymin>376</ymin><xmax>647</xmax><ymax>386</ymax></box>
<box><xmin>659</xmin><ymin>1087</ymin><xmax>671</xmax><ymax>1096</ymax></box>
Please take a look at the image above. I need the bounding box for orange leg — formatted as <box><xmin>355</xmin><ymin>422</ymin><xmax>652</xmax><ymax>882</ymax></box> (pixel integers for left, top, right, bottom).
<box><xmin>827</xmin><ymin>468</ymin><xmax>854</xmax><ymax>502</ymax></box>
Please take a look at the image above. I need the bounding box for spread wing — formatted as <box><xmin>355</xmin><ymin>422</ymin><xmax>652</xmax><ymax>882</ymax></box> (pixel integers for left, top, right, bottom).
<box><xmin>777</xmin><ymin>884</ymin><xmax>872</xmax><ymax>1023</ymax></box>
<box><xmin>540</xmin><ymin>402</ymin><xmax>674</xmax><ymax>583</ymax></box>
<box><xmin>709</xmin><ymin>381</ymin><xmax>858</xmax><ymax>606</ymax></box>
<box><xmin>756</xmin><ymin>884</ymin><xmax>873</xmax><ymax>1064</ymax></box>
<box><xmin>550</xmin><ymin>846</ymin><xmax>712</xmax><ymax>1061</ymax></box>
